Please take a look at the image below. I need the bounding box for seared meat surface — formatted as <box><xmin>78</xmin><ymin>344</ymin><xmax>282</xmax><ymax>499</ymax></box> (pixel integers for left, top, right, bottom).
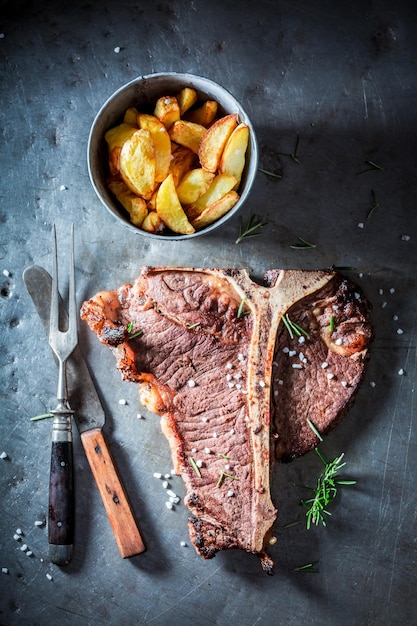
<box><xmin>81</xmin><ymin>267</ymin><xmax>372</xmax><ymax>572</ymax></box>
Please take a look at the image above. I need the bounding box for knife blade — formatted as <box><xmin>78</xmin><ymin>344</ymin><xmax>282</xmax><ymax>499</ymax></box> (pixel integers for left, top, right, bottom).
<box><xmin>23</xmin><ymin>265</ymin><xmax>146</xmax><ymax>558</ymax></box>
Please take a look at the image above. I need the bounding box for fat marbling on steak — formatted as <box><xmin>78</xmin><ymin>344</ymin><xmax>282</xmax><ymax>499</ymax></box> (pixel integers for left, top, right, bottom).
<box><xmin>80</xmin><ymin>267</ymin><xmax>372</xmax><ymax>572</ymax></box>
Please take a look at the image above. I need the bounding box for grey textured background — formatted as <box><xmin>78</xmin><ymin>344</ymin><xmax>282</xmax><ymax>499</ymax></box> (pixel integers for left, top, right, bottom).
<box><xmin>1</xmin><ymin>1</ymin><xmax>416</xmax><ymax>624</ymax></box>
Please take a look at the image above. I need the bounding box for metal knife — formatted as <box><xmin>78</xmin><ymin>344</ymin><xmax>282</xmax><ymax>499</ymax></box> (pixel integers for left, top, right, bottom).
<box><xmin>23</xmin><ymin>265</ymin><xmax>146</xmax><ymax>559</ymax></box>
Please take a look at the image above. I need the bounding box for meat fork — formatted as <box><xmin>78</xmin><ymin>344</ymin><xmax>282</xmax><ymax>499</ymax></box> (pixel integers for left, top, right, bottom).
<box><xmin>48</xmin><ymin>224</ymin><xmax>77</xmax><ymax>565</ymax></box>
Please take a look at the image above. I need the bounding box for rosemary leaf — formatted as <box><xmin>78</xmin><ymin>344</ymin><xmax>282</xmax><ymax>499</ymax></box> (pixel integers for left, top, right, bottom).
<box><xmin>30</xmin><ymin>413</ymin><xmax>54</xmax><ymax>421</ymax></box>
<box><xmin>290</xmin><ymin>236</ymin><xmax>316</xmax><ymax>249</ymax></box>
<box><xmin>306</xmin><ymin>418</ymin><xmax>323</xmax><ymax>442</ymax></box>
<box><xmin>329</xmin><ymin>314</ymin><xmax>335</xmax><ymax>333</ymax></box>
<box><xmin>187</xmin><ymin>322</ymin><xmax>201</xmax><ymax>329</ymax></box>
<box><xmin>258</xmin><ymin>167</ymin><xmax>282</xmax><ymax>179</ymax></box>
<box><xmin>237</xmin><ymin>296</ymin><xmax>250</xmax><ymax>318</ymax></box>
<box><xmin>367</xmin><ymin>189</ymin><xmax>379</xmax><ymax>219</ymax></box>
<box><xmin>189</xmin><ymin>457</ymin><xmax>201</xmax><ymax>478</ymax></box>
<box><xmin>294</xmin><ymin>560</ymin><xmax>319</xmax><ymax>573</ymax></box>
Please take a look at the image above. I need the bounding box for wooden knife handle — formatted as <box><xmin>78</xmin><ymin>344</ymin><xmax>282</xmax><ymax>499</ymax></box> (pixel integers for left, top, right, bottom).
<box><xmin>48</xmin><ymin>422</ymin><xmax>74</xmax><ymax>565</ymax></box>
<box><xmin>80</xmin><ymin>428</ymin><xmax>146</xmax><ymax>558</ymax></box>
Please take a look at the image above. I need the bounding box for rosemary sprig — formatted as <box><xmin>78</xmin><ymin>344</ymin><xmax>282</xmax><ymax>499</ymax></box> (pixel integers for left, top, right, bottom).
<box><xmin>235</xmin><ymin>214</ymin><xmax>267</xmax><ymax>244</ymax></box>
<box><xmin>189</xmin><ymin>457</ymin><xmax>201</xmax><ymax>478</ymax></box>
<box><xmin>294</xmin><ymin>560</ymin><xmax>319</xmax><ymax>573</ymax></box>
<box><xmin>300</xmin><ymin>448</ymin><xmax>356</xmax><ymax>529</ymax></box>
<box><xmin>281</xmin><ymin>314</ymin><xmax>310</xmax><ymax>340</ymax></box>
<box><xmin>290</xmin><ymin>236</ymin><xmax>316</xmax><ymax>249</ymax></box>
<box><xmin>357</xmin><ymin>160</ymin><xmax>384</xmax><ymax>175</ymax></box>
<box><xmin>367</xmin><ymin>189</ymin><xmax>379</xmax><ymax>219</ymax></box>
<box><xmin>278</xmin><ymin>135</ymin><xmax>301</xmax><ymax>164</ymax></box>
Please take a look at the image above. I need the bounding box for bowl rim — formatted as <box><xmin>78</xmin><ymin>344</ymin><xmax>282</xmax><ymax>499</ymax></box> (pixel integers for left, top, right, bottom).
<box><xmin>87</xmin><ymin>72</ymin><xmax>259</xmax><ymax>240</ymax></box>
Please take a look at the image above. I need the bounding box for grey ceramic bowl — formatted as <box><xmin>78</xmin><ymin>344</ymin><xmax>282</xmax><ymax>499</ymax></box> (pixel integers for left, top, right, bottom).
<box><xmin>87</xmin><ymin>72</ymin><xmax>259</xmax><ymax>240</ymax></box>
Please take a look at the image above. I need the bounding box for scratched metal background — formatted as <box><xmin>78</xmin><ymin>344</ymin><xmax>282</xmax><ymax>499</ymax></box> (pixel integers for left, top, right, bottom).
<box><xmin>1</xmin><ymin>0</ymin><xmax>416</xmax><ymax>624</ymax></box>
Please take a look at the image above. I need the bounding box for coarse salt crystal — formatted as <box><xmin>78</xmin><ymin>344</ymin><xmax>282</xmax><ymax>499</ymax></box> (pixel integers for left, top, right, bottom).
<box><xmin>332</xmin><ymin>305</ymin><xmax>339</xmax><ymax>311</ymax></box>
<box><xmin>114</xmin><ymin>46</ymin><xmax>121</xmax><ymax>53</ymax></box>
<box><xmin>16</xmin><ymin>528</ymin><xmax>23</xmax><ymax>536</ymax></box>
<box><xmin>299</xmin><ymin>352</ymin><xmax>305</xmax><ymax>361</ymax></box>
<box><xmin>196</xmin><ymin>459</ymin><xmax>203</xmax><ymax>468</ymax></box>
<box><xmin>393</xmin><ymin>315</ymin><xmax>399</xmax><ymax>321</ymax></box>
<box><xmin>13</xmin><ymin>534</ymin><xmax>20</xmax><ymax>541</ymax></box>
<box><xmin>204</xmin><ymin>447</ymin><xmax>211</xmax><ymax>454</ymax></box>
<box><xmin>226</xmin><ymin>362</ymin><xmax>233</xmax><ymax>369</ymax></box>
<box><xmin>1</xmin><ymin>567</ymin><xmax>8</xmax><ymax>574</ymax></box>
<box><xmin>26</xmin><ymin>551</ymin><xmax>33</xmax><ymax>557</ymax></box>
<box><xmin>153</xmin><ymin>472</ymin><xmax>162</xmax><ymax>478</ymax></box>
<box><xmin>358</xmin><ymin>272</ymin><xmax>363</xmax><ymax>278</ymax></box>
<box><xmin>187</xmin><ymin>379</ymin><xmax>196</xmax><ymax>388</ymax></box>
<box><xmin>230</xmin><ymin>428</ymin><xmax>235</xmax><ymax>435</ymax></box>
<box><xmin>335</xmin><ymin>338</ymin><xmax>343</xmax><ymax>345</ymax></box>
<box><xmin>358</xmin><ymin>222</ymin><xmax>364</xmax><ymax>229</ymax></box>
<box><xmin>397</xmin><ymin>328</ymin><xmax>404</xmax><ymax>335</ymax></box>
<box><xmin>226</xmin><ymin>373</ymin><xmax>232</xmax><ymax>381</ymax></box>
<box><xmin>288</xmin><ymin>350</ymin><xmax>296</xmax><ymax>357</ymax></box>
<box><xmin>282</xmin><ymin>347</ymin><xmax>289</xmax><ymax>354</ymax></box>
<box><xmin>46</xmin><ymin>573</ymin><xmax>53</xmax><ymax>581</ymax></box>
<box><xmin>167</xmin><ymin>489</ymin><xmax>177</xmax><ymax>498</ymax></box>
<box><xmin>165</xmin><ymin>501</ymin><xmax>174</xmax><ymax>510</ymax></box>
<box><xmin>278</xmin><ymin>379</ymin><xmax>283</xmax><ymax>385</ymax></box>
<box><xmin>212</xmin><ymin>432</ymin><xmax>217</xmax><ymax>438</ymax></box>
<box><xmin>274</xmin><ymin>390</ymin><xmax>279</xmax><ymax>397</ymax></box>
<box><xmin>180</xmin><ymin>541</ymin><xmax>187</xmax><ymax>547</ymax></box>
<box><xmin>298</xmin><ymin>335</ymin><xmax>305</xmax><ymax>344</ymax></box>
<box><xmin>238</xmin><ymin>353</ymin><xmax>244</xmax><ymax>361</ymax></box>
<box><xmin>59</xmin><ymin>185</ymin><xmax>67</xmax><ymax>191</ymax></box>
<box><xmin>228</xmin><ymin>382</ymin><xmax>235</xmax><ymax>388</ymax></box>
<box><xmin>379</xmin><ymin>289</ymin><xmax>384</xmax><ymax>295</ymax></box>
<box><xmin>327</xmin><ymin>373</ymin><xmax>334</xmax><ymax>380</ymax></box>
<box><xmin>20</xmin><ymin>544</ymin><xmax>28</xmax><ymax>552</ymax></box>
<box><xmin>0</xmin><ymin>451</ymin><xmax>8</xmax><ymax>460</ymax></box>
<box><xmin>292</xmin><ymin>363</ymin><xmax>302</xmax><ymax>369</ymax></box>
<box><xmin>370</xmin><ymin>381</ymin><xmax>376</xmax><ymax>388</ymax></box>
<box><xmin>354</xmin><ymin>292</ymin><xmax>361</xmax><ymax>300</ymax></box>
<box><xmin>401</xmin><ymin>235</ymin><xmax>410</xmax><ymax>241</ymax></box>
<box><xmin>381</xmin><ymin>301</ymin><xmax>387</xmax><ymax>308</ymax></box>
<box><xmin>137</xmin><ymin>413</ymin><xmax>144</xmax><ymax>419</ymax></box>
<box><xmin>202</xmin><ymin>417</ymin><xmax>208</xmax><ymax>422</ymax></box>
<box><xmin>227</xmin><ymin>490</ymin><xmax>234</xmax><ymax>497</ymax></box>
<box><xmin>259</xmin><ymin>380</ymin><xmax>265</xmax><ymax>387</ymax></box>
<box><xmin>192</xmin><ymin>448</ymin><xmax>197</xmax><ymax>453</ymax></box>
<box><xmin>2</xmin><ymin>269</ymin><xmax>11</xmax><ymax>277</ymax></box>
<box><xmin>341</xmin><ymin>381</ymin><xmax>348</xmax><ymax>387</ymax></box>
<box><xmin>118</xmin><ymin>399</ymin><xmax>127</xmax><ymax>405</ymax></box>
<box><xmin>389</xmin><ymin>287</ymin><xmax>395</xmax><ymax>294</ymax></box>
<box><xmin>398</xmin><ymin>368</ymin><xmax>405</xmax><ymax>376</ymax></box>
<box><xmin>236</xmin><ymin>383</ymin><xmax>242</xmax><ymax>389</ymax></box>
<box><xmin>34</xmin><ymin>520</ymin><xmax>44</xmax><ymax>527</ymax></box>
<box><xmin>162</xmin><ymin>481</ymin><xmax>169</xmax><ymax>489</ymax></box>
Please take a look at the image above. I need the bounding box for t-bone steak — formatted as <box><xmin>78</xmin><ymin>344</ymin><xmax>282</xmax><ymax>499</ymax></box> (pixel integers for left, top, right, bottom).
<box><xmin>80</xmin><ymin>267</ymin><xmax>372</xmax><ymax>572</ymax></box>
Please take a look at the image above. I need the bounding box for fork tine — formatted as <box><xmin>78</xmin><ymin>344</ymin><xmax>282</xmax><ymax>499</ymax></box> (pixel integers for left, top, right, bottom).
<box><xmin>68</xmin><ymin>224</ymin><xmax>77</xmax><ymax>339</ymax></box>
<box><xmin>49</xmin><ymin>223</ymin><xmax>59</xmax><ymax>341</ymax></box>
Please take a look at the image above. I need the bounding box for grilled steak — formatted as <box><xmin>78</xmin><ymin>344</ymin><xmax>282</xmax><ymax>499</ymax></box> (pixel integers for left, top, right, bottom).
<box><xmin>80</xmin><ymin>267</ymin><xmax>372</xmax><ymax>572</ymax></box>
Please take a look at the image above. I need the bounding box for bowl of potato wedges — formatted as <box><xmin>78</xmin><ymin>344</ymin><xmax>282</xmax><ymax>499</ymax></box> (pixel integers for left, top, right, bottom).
<box><xmin>87</xmin><ymin>72</ymin><xmax>259</xmax><ymax>239</ymax></box>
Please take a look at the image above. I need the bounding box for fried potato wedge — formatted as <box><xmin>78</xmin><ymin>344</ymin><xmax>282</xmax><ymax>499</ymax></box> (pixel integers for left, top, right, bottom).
<box><xmin>198</xmin><ymin>113</ymin><xmax>238</xmax><ymax>172</ymax></box>
<box><xmin>123</xmin><ymin>107</ymin><xmax>140</xmax><ymax>126</ymax></box>
<box><xmin>185</xmin><ymin>173</ymin><xmax>237</xmax><ymax>220</ymax></box>
<box><xmin>168</xmin><ymin>120</ymin><xmax>207</xmax><ymax>154</ymax></box>
<box><xmin>138</xmin><ymin>113</ymin><xmax>171</xmax><ymax>183</ymax></box>
<box><xmin>119</xmin><ymin>129</ymin><xmax>156</xmax><ymax>200</ymax></box>
<box><xmin>169</xmin><ymin>145</ymin><xmax>196</xmax><ymax>186</ymax></box>
<box><xmin>107</xmin><ymin>179</ymin><xmax>148</xmax><ymax>227</ymax></box>
<box><xmin>184</xmin><ymin>100</ymin><xmax>218</xmax><ymax>127</ymax></box>
<box><xmin>219</xmin><ymin>123</ymin><xmax>249</xmax><ymax>190</ymax></box>
<box><xmin>176</xmin><ymin>168</ymin><xmax>215</xmax><ymax>205</ymax></box>
<box><xmin>104</xmin><ymin>123</ymin><xmax>137</xmax><ymax>176</ymax></box>
<box><xmin>141</xmin><ymin>210</ymin><xmax>164</xmax><ymax>234</ymax></box>
<box><xmin>176</xmin><ymin>87</ymin><xmax>198</xmax><ymax>115</ymax></box>
<box><xmin>156</xmin><ymin>173</ymin><xmax>195</xmax><ymax>234</ymax></box>
<box><xmin>191</xmin><ymin>191</ymin><xmax>240</xmax><ymax>230</ymax></box>
<box><xmin>153</xmin><ymin>96</ymin><xmax>180</xmax><ymax>129</ymax></box>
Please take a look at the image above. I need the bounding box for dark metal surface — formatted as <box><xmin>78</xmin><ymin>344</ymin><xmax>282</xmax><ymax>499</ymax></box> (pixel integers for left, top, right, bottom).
<box><xmin>1</xmin><ymin>1</ymin><xmax>416</xmax><ymax>624</ymax></box>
